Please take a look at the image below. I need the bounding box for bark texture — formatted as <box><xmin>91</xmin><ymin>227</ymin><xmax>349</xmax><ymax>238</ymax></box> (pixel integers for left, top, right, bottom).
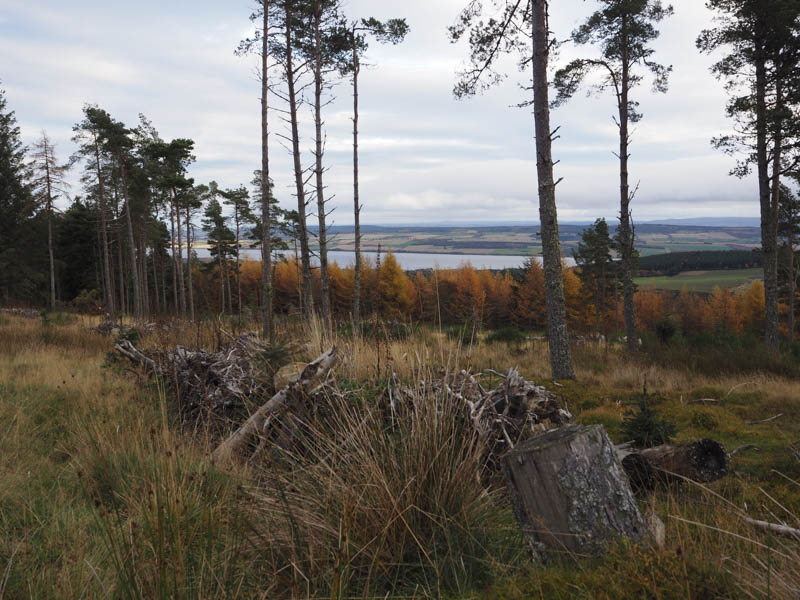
<box><xmin>352</xmin><ymin>30</ymin><xmax>362</xmax><ymax>334</ymax></box>
<box><xmin>532</xmin><ymin>0</ymin><xmax>575</xmax><ymax>380</ymax></box>
<box><xmin>261</xmin><ymin>1</ymin><xmax>273</xmax><ymax>341</ymax></box>
<box><xmin>285</xmin><ymin>3</ymin><xmax>314</xmax><ymax>321</ymax></box>
<box><xmin>503</xmin><ymin>424</ymin><xmax>646</xmax><ymax>555</ymax></box>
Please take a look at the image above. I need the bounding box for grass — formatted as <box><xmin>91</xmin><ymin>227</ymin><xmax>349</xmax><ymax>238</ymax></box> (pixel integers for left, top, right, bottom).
<box><xmin>1</xmin><ymin>313</ymin><xmax>800</xmax><ymax>598</ymax></box>
<box><xmin>635</xmin><ymin>267</ymin><xmax>763</xmax><ymax>292</ymax></box>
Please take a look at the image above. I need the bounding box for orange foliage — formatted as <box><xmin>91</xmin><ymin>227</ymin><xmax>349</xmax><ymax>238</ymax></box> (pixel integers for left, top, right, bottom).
<box><xmin>634</xmin><ymin>285</ymin><xmax>666</xmax><ymax>331</ymax></box>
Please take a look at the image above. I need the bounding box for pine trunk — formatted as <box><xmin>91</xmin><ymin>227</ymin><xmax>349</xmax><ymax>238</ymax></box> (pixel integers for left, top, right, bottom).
<box><xmin>186</xmin><ymin>206</ymin><xmax>195</xmax><ymax>321</ymax></box>
<box><xmin>93</xmin><ymin>137</ymin><xmax>115</xmax><ymax>317</ymax></box>
<box><xmin>619</xmin><ymin>16</ymin><xmax>637</xmax><ymax>353</ymax></box>
<box><xmin>756</xmin><ymin>46</ymin><xmax>778</xmax><ymax>349</ymax></box>
<box><xmin>285</xmin><ymin>3</ymin><xmax>314</xmax><ymax>321</ymax></box>
<box><xmin>235</xmin><ymin>209</ymin><xmax>241</xmax><ymax>319</ymax></box>
<box><xmin>352</xmin><ymin>31</ymin><xmax>362</xmax><ymax>335</ymax></box>
<box><xmin>174</xmin><ymin>191</ymin><xmax>187</xmax><ymax>315</ymax></box>
<box><xmin>314</xmin><ymin>2</ymin><xmax>331</xmax><ymax>330</ymax></box>
<box><xmin>532</xmin><ymin>0</ymin><xmax>575</xmax><ymax>380</ymax></box>
<box><xmin>44</xmin><ymin>154</ymin><xmax>55</xmax><ymax>310</ymax></box>
<box><xmin>119</xmin><ymin>160</ymin><xmax>141</xmax><ymax>320</ymax></box>
<box><xmin>789</xmin><ymin>238</ymin><xmax>795</xmax><ymax>343</ymax></box>
<box><xmin>169</xmin><ymin>199</ymin><xmax>179</xmax><ymax>313</ymax></box>
<box><xmin>261</xmin><ymin>0</ymin><xmax>273</xmax><ymax>342</ymax></box>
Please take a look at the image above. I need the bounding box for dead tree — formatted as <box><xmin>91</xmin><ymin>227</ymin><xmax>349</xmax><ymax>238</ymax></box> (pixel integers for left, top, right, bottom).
<box><xmin>212</xmin><ymin>346</ymin><xmax>338</xmax><ymax>462</ymax></box>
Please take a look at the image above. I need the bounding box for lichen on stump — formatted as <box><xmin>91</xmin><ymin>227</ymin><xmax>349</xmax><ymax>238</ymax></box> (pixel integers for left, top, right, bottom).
<box><xmin>503</xmin><ymin>424</ymin><xmax>646</xmax><ymax>556</ymax></box>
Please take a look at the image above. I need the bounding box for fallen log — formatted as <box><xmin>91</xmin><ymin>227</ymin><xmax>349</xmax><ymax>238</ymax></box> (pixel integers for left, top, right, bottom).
<box><xmin>503</xmin><ymin>424</ymin><xmax>648</xmax><ymax>556</ymax></box>
<box><xmin>212</xmin><ymin>346</ymin><xmax>338</xmax><ymax>463</ymax></box>
<box><xmin>619</xmin><ymin>438</ymin><xmax>729</xmax><ymax>492</ymax></box>
<box><xmin>743</xmin><ymin>516</ymin><xmax>800</xmax><ymax>540</ymax></box>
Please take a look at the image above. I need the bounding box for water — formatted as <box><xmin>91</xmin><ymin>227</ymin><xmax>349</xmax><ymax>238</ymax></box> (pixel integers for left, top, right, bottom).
<box><xmin>191</xmin><ymin>248</ymin><xmax>576</xmax><ymax>270</ymax></box>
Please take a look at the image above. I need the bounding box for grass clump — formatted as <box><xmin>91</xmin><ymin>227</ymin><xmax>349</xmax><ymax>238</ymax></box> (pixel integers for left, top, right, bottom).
<box><xmin>251</xmin><ymin>380</ymin><xmax>519</xmax><ymax>598</ymax></box>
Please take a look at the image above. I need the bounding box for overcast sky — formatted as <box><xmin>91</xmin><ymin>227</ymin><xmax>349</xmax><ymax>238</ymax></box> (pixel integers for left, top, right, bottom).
<box><xmin>1</xmin><ymin>0</ymin><xmax>758</xmax><ymax>224</ymax></box>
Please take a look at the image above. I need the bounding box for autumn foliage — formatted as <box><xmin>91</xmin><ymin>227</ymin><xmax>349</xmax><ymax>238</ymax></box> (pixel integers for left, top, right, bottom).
<box><xmin>190</xmin><ymin>250</ymin><xmax>768</xmax><ymax>340</ymax></box>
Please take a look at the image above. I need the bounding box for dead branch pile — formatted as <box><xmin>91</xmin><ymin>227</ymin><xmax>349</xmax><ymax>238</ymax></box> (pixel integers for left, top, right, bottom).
<box><xmin>1</xmin><ymin>307</ymin><xmax>40</xmax><ymax>319</ymax></box>
<box><xmin>115</xmin><ymin>332</ymin><xmax>273</xmax><ymax>428</ymax></box>
<box><xmin>92</xmin><ymin>315</ymin><xmax>133</xmax><ymax>335</ymax></box>
<box><xmin>91</xmin><ymin>314</ymin><xmax>171</xmax><ymax>335</ymax></box>
<box><xmin>393</xmin><ymin>368</ymin><xmax>571</xmax><ymax>465</ymax></box>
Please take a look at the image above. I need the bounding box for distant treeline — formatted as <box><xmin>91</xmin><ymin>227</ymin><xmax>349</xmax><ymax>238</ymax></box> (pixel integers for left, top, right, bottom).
<box><xmin>638</xmin><ymin>250</ymin><xmax>764</xmax><ymax>276</ymax></box>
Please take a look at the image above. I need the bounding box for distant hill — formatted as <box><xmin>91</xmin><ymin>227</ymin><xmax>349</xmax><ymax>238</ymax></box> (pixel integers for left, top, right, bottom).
<box><xmin>643</xmin><ymin>217</ymin><xmax>761</xmax><ymax>227</ymax></box>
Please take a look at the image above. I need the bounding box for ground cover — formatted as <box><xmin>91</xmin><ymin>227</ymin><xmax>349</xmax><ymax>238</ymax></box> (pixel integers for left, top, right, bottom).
<box><xmin>1</xmin><ymin>313</ymin><xmax>798</xmax><ymax>598</ymax></box>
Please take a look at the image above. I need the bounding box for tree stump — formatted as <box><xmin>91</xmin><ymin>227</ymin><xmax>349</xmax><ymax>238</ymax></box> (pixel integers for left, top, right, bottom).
<box><xmin>503</xmin><ymin>424</ymin><xmax>646</xmax><ymax>556</ymax></box>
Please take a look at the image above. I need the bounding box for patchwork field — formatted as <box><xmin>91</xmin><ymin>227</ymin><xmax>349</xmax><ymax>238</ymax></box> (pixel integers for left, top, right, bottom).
<box><xmin>635</xmin><ymin>268</ymin><xmax>763</xmax><ymax>293</ymax></box>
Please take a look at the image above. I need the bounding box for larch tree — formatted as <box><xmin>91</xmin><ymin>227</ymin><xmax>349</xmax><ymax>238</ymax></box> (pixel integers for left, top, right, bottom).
<box><xmin>698</xmin><ymin>0</ymin><xmax>800</xmax><ymax>349</ymax></box>
<box><xmin>553</xmin><ymin>0</ymin><xmax>673</xmax><ymax>352</ymax></box>
<box><xmin>449</xmin><ymin>0</ymin><xmax>575</xmax><ymax>379</ymax></box>
<box><xmin>342</xmin><ymin>16</ymin><xmax>409</xmax><ymax>334</ymax></box>
<box><xmin>30</xmin><ymin>131</ymin><xmax>70</xmax><ymax>309</ymax></box>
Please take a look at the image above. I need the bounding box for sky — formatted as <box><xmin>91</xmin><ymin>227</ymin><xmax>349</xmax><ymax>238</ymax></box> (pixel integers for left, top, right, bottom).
<box><xmin>0</xmin><ymin>0</ymin><xmax>759</xmax><ymax>225</ymax></box>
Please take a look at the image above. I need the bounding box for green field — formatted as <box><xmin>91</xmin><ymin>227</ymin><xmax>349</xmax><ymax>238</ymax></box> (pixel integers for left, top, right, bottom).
<box><xmin>635</xmin><ymin>268</ymin><xmax>763</xmax><ymax>293</ymax></box>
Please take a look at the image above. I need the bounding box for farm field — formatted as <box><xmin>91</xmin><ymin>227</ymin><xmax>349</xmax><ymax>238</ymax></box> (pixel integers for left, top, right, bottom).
<box><xmin>635</xmin><ymin>268</ymin><xmax>763</xmax><ymax>293</ymax></box>
<box><xmin>192</xmin><ymin>223</ymin><xmax>763</xmax><ymax>258</ymax></box>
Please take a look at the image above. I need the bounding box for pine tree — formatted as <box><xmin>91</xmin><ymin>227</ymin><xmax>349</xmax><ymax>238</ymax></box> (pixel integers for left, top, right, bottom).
<box><xmin>449</xmin><ymin>0</ymin><xmax>575</xmax><ymax>379</ymax></box>
<box><xmin>553</xmin><ymin>0</ymin><xmax>673</xmax><ymax>352</ymax></box>
<box><xmin>0</xmin><ymin>87</ymin><xmax>37</xmax><ymax>303</ymax></box>
<box><xmin>698</xmin><ymin>0</ymin><xmax>800</xmax><ymax>350</ymax></box>
<box><xmin>573</xmin><ymin>218</ymin><xmax>616</xmax><ymax>338</ymax></box>
<box><xmin>341</xmin><ymin>16</ymin><xmax>408</xmax><ymax>334</ymax></box>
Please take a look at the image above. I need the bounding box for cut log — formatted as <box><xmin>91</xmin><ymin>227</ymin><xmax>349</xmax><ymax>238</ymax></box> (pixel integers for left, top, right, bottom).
<box><xmin>620</xmin><ymin>438</ymin><xmax>729</xmax><ymax>492</ymax></box>
<box><xmin>212</xmin><ymin>346</ymin><xmax>338</xmax><ymax>463</ymax></box>
<box><xmin>503</xmin><ymin>424</ymin><xmax>646</xmax><ymax>556</ymax></box>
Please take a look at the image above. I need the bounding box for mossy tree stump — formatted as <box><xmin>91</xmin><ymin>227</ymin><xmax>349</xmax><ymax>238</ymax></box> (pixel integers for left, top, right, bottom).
<box><xmin>503</xmin><ymin>424</ymin><xmax>646</xmax><ymax>556</ymax></box>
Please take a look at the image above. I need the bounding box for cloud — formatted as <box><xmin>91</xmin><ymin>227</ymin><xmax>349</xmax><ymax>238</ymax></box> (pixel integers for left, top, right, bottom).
<box><xmin>0</xmin><ymin>0</ymin><xmax>761</xmax><ymax>222</ymax></box>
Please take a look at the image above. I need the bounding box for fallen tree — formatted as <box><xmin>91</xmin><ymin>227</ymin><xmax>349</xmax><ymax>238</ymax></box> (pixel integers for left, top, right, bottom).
<box><xmin>212</xmin><ymin>346</ymin><xmax>338</xmax><ymax>463</ymax></box>
<box><xmin>618</xmin><ymin>438</ymin><xmax>729</xmax><ymax>492</ymax></box>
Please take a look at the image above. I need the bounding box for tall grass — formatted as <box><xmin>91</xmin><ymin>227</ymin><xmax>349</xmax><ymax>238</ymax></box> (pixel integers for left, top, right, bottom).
<box><xmin>249</xmin><ymin>377</ymin><xmax>521</xmax><ymax>598</ymax></box>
